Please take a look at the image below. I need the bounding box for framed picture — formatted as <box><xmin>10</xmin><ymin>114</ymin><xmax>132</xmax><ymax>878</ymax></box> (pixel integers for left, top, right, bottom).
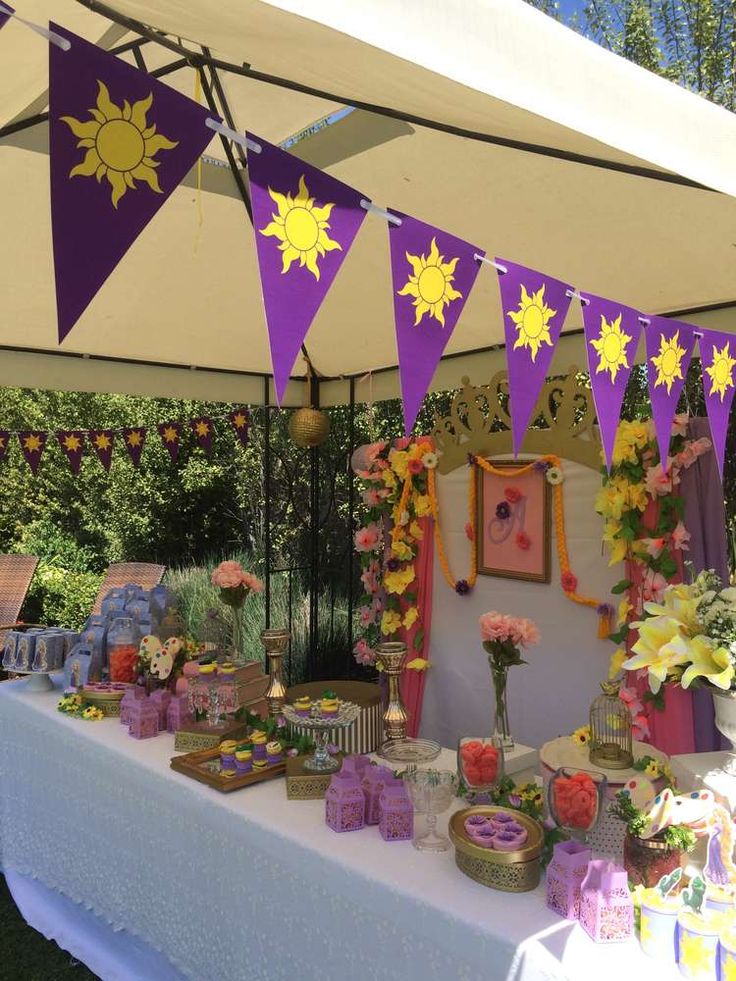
<box><xmin>476</xmin><ymin>460</ymin><xmax>551</xmax><ymax>582</ymax></box>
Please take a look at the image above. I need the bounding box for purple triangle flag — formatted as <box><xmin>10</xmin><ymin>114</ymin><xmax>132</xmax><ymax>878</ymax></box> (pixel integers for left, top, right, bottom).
<box><xmin>497</xmin><ymin>260</ymin><xmax>573</xmax><ymax>455</ymax></box>
<box><xmin>229</xmin><ymin>408</ymin><xmax>249</xmax><ymax>446</ymax></box>
<box><xmin>0</xmin><ymin>430</ymin><xmax>9</xmax><ymax>463</ymax></box>
<box><xmin>157</xmin><ymin>422</ymin><xmax>182</xmax><ymax>463</ymax></box>
<box><xmin>248</xmin><ymin>133</ymin><xmax>368</xmax><ymax>404</ymax></box>
<box><xmin>57</xmin><ymin>430</ymin><xmax>85</xmax><ymax>474</ymax></box>
<box><xmin>700</xmin><ymin>328</ymin><xmax>736</xmax><ymax>480</ymax></box>
<box><xmin>123</xmin><ymin>427</ymin><xmax>146</xmax><ymax>467</ymax></box>
<box><xmin>89</xmin><ymin>429</ymin><xmax>114</xmax><ymax>471</ymax></box>
<box><xmin>0</xmin><ymin>5</ymin><xmax>14</xmax><ymax>30</ymax></box>
<box><xmin>388</xmin><ymin>212</ymin><xmax>483</xmax><ymax>434</ymax></box>
<box><xmin>645</xmin><ymin>316</ymin><xmax>696</xmax><ymax>467</ymax></box>
<box><xmin>189</xmin><ymin>417</ymin><xmax>213</xmax><ymax>455</ymax></box>
<box><xmin>18</xmin><ymin>431</ymin><xmax>47</xmax><ymax>475</ymax></box>
<box><xmin>580</xmin><ymin>293</ymin><xmax>643</xmax><ymax>471</ymax></box>
<box><xmin>50</xmin><ymin>25</ymin><xmax>216</xmax><ymax>343</ymax></box>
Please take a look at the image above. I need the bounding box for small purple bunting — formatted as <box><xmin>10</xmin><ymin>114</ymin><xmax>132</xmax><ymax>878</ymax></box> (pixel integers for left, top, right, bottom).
<box><xmin>0</xmin><ymin>4</ymin><xmax>13</xmax><ymax>30</ymax></box>
<box><xmin>189</xmin><ymin>417</ymin><xmax>213</xmax><ymax>455</ymax></box>
<box><xmin>157</xmin><ymin>421</ymin><xmax>182</xmax><ymax>463</ymax></box>
<box><xmin>0</xmin><ymin>430</ymin><xmax>9</xmax><ymax>463</ymax></box>
<box><xmin>248</xmin><ymin>133</ymin><xmax>368</xmax><ymax>405</ymax></box>
<box><xmin>57</xmin><ymin>430</ymin><xmax>85</xmax><ymax>474</ymax></box>
<box><xmin>89</xmin><ymin>430</ymin><xmax>114</xmax><ymax>471</ymax></box>
<box><xmin>645</xmin><ymin>317</ymin><xmax>696</xmax><ymax>468</ymax></box>
<box><xmin>497</xmin><ymin>260</ymin><xmax>573</xmax><ymax>455</ymax></box>
<box><xmin>123</xmin><ymin>427</ymin><xmax>146</xmax><ymax>468</ymax></box>
<box><xmin>700</xmin><ymin>328</ymin><xmax>736</xmax><ymax>480</ymax></box>
<box><xmin>388</xmin><ymin>212</ymin><xmax>483</xmax><ymax>434</ymax></box>
<box><xmin>580</xmin><ymin>293</ymin><xmax>643</xmax><ymax>472</ymax></box>
<box><xmin>18</xmin><ymin>431</ymin><xmax>47</xmax><ymax>475</ymax></box>
<box><xmin>50</xmin><ymin>25</ymin><xmax>217</xmax><ymax>343</ymax></box>
<box><xmin>228</xmin><ymin>408</ymin><xmax>250</xmax><ymax>446</ymax></box>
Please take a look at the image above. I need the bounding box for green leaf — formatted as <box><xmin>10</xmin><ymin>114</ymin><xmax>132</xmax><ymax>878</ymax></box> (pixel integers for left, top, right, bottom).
<box><xmin>611</xmin><ymin>579</ymin><xmax>632</xmax><ymax>594</ymax></box>
<box><xmin>413</xmin><ymin>627</ymin><xmax>425</xmax><ymax>652</ymax></box>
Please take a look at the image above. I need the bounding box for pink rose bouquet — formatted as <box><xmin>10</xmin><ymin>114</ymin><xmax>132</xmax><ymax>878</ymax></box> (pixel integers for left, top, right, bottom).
<box><xmin>211</xmin><ymin>560</ymin><xmax>263</xmax><ymax>659</ymax></box>
<box><xmin>480</xmin><ymin>611</ymin><xmax>540</xmax><ymax>747</ymax></box>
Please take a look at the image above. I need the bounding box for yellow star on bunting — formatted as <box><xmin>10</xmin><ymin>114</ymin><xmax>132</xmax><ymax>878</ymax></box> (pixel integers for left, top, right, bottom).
<box><xmin>232</xmin><ymin>412</ymin><xmax>247</xmax><ymax>429</ymax></box>
<box><xmin>126</xmin><ymin>431</ymin><xmax>143</xmax><ymax>447</ymax></box>
<box><xmin>94</xmin><ymin>434</ymin><xmax>111</xmax><ymax>450</ymax></box>
<box><xmin>590</xmin><ymin>313</ymin><xmax>632</xmax><ymax>383</ymax></box>
<box><xmin>397</xmin><ymin>238</ymin><xmax>462</xmax><ymax>327</ymax></box>
<box><xmin>162</xmin><ymin>426</ymin><xmax>178</xmax><ymax>443</ymax></box>
<box><xmin>651</xmin><ymin>331</ymin><xmax>686</xmax><ymax>394</ymax></box>
<box><xmin>62</xmin><ymin>434</ymin><xmax>82</xmax><ymax>452</ymax></box>
<box><xmin>0</xmin><ymin>435</ymin><xmax>5</xmax><ymax>450</ymax></box>
<box><xmin>23</xmin><ymin>434</ymin><xmax>42</xmax><ymax>453</ymax></box>
<box><xmin>705</xmin><ymin>341</ymin><xmax>736</xmax><ymax>401</ymax></box>
<box><xmin>508</xmin><ymin>284</ymin><xmax>556</xmax><ymax>362</ymax></box>
<box><xmin>194</xmin><ymin>420</ymin><xmax>210</xmax><ymax>437</ymax></box>
<box><xmin>259</xmin><ymin>175</ymin><xmax>341</xmax><ymax>280</ymax></box>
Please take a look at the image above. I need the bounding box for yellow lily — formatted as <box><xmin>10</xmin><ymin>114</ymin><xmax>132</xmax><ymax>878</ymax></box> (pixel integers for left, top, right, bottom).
<box><xmin>617</xmin><ymin>598</ymin><xmax>632</xmax><ymax>627</ymax></box>
<box><xmin>624</xmin><ymin>615</ymin><xmax>690</xmax><ymax>693</ymax></box>
<box><xmin>642</xmin><ymin>589</ymin><xmax>702</xmax><ymax>635</ymax></box>
<box><xmin>676</xmin><ymin>635</ymin><xmax>735</xmax><ymax>691</ymax></box>
<box><xmin>602</xmin><ymin>521</ymin><xmax>628</xmax><ymax>565</ymax></box>
<box><xmin>388</xmin><ymin>449</ymin><xmax>409</xmax><ymax>480</ymax></box>
<box><xmin>414</xmin><ymin>494</ymin><xmax>432</xmax><ymax>517</ymax></box>
<box><xmin>380</xmin><ymin>610</ymin><xmax>402</xmax><ymax>635</ymax></box>
<box><xmin>608</xmin><ymin>648</ymin><xmax>628</xmax><ymax>679</ymax></box>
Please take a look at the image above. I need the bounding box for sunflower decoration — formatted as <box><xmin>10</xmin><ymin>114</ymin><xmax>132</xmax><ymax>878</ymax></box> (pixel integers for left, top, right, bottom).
<box><xmin>397</xmin><ymin>237</ymin><xmax>462</xmax><ymax>327</ymax></box>
<box><xmin>705</xmin><ymin>342</ymin><xmax>736</xmax><ymax>401</ymax></box>
<box><xmin>651</xmin><ymin>330</ymin><xmax>687</xmax><ymax>394</ymax></box>
<box><xmin>570</xmin><ymin>725</ymin><xmax>591</xmax><ymax>747</ymax></box>
<box><xmin>508</xmin><ymin>284</ymin><xmax>556</xmax><ymax>362</ymax></box>
<box><xmin>61</xmin><ymin>81</ymin><xmax>178</xmax><ymax>209</ymax></box>
<box><xmin>260</xmin><ymin>175</ymin><xmax>341</xmax><ymax>280</ymax></box>
<box><xmin>590</xmin><ymin>313</ymin><xmax>633</xmax><ymax>383</ymax></box>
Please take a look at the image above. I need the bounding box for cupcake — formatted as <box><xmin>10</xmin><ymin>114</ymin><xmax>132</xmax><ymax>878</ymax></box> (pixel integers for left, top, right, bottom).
<box><xmin>251</xmin><ymin>730</ymin><xmax>267</xmax><ymax>761</ymax></box>
<box><xmin>293</xmin><ymin>696</ymin><xmax>312</xmax><ymax>717</ymax></box>
<box><xmin>235</xmin><ymin>747</ymin><xmax>253</xmax><ymax>774</ymax></box>
<box><xmin>221</xmin><ymin>768</ymin><xmax>237</xmax><ymax>779</ymax></box>
<box><xmin>252</xmin><ymin>758</ymin><xmax>268</xmax><ymax>771</ymax></box>
<box><xmin>218</xmin><ymin>661</ymin><xmax>236</xmax><ymax>676</ymax></box>
<box><xmin>320</xmin><ymin>690</ymin><xmax>339</xmax><ymax>716</ymax></box>
<box><xmin>219</xmin><ymin>739</ymin><xmax>238</xmax><ymax>768</ymax></box>
<box><xmin>198</xmin><ymin>661</ymin><xmax>217</xmax><ymax>676</ymax></box>
<box><xmin>266</xmin><ymin>740</ymin><xmax>283</xmax><ymax>765</ymax></box>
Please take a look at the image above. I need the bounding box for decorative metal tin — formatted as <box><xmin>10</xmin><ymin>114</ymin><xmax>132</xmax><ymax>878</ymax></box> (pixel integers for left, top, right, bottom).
<box><xmin>449</xmin><ymin>806</ymin><xmax>543</xmax><ymax>892</ymax></box>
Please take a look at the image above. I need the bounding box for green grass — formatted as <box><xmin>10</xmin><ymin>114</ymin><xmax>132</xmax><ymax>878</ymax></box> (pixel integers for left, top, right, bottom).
<box><xmin>0</xmin><ymin>875</ymin><xmax>98</xmax><ymax>981</ymax></box>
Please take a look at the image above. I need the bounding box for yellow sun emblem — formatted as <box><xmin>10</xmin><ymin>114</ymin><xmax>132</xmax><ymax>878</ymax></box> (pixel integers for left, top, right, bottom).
<box><xmin>61</xmin><ymin>81</ymin><xmax>178</xmax><ymax>209</ymax></box>
<box><xmin>590</xmin><ymin>313</ymin><xmax>633</xmax><ymax>383</ymax></box>
<box><xmin>162</xmin><ymin>426</ymin><xmax>178</xmax><ymax>443</ymax></box>
<box><xmin>194</xmin><ymin>420</ymin><xmax>210</xmax><ymax>437</ymax></box>
<box><xmin>397</xmin><ymin>237</ymin><xmax>462</xmax><ymax>327</ymax></box>
<box><xmin>678</xmin><ymin>933</ymin><xmax>714</xmax><ymax>976</ymax></box>
<box><xmin>651</xmin><ymin>331</ymin><xmax>687</xmax><ymax>394</ymax></box>
<box><xmin>62</xmin><ymin>435</ymin><xmax>82</xmax><ymax>452</ymax></box>
<box><xmin>126</xmin><ymin>431</ymin><xmax>143</xmax><ymax>447</ymax></box>
<box><xmin>93</xmin><ymin>433</ymin><xmax>111</xmax><ymax>450</ymax></box>
<box><xmin>23</xmin><ymin>434</ymin><xmax>42</xmax><ymax>452</ymax></box>
<box><xmin>508</xmin><ymin>284</ymin><xmax>556</xmax><ymax>362</ymax></box>
<box><xmin>705</xmin><ymin>341</ymin><xmax>736</xmax><ymax>401</ymax></box>
<box><xmin>259</xmin><ymin>175</ymin><xmax>341</xmax><ymax>280</ymax></box>
<box><xmin>232</xmin><ymin>412</ymin><xmax>247</xmax><ymax>428</ymax></box>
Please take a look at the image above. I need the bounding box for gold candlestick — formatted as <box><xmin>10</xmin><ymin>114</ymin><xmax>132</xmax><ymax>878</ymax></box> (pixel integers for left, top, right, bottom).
<box><xmin>262</xmin><ymin>628</ymin><xmax>289</xmax><ymax>717</ymax></box>
<box><xmin>376</xmin><ymin>641</ymin><xmax>408</xmax><ymax>742</ymax></box>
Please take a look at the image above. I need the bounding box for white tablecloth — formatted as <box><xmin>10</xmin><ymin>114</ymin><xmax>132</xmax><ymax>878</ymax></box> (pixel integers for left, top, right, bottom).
<box><xmin>0</xmin><ymin>677</ymin><xmax>676</xmax><ymax>981</ymax></box>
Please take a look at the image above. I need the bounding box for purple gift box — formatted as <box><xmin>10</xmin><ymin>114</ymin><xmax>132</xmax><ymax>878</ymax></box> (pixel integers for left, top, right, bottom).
<box><xmin>326</xmin><ymin>771</ymin><xmax>365</xmax><ymax>833</ymax></box>
<box><xmin>546</xmin><ymin>840</ymin><xmax>592</xmax><ymax>920</ymax></box>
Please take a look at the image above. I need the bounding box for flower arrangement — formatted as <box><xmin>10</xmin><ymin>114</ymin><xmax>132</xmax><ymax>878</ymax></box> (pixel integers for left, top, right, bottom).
<box><xmin>352</xmin><ymin>438</ymin><xmax>435</xmax><ymax>669</ymax></box>
<box><xmin>211</xmin><ymin>560</ymin><xmax>263</xmax><ymax>660</ymax></box>
<box><xmin>609</xmin><ymin>789</ymin><xmax>696</xmax><ymax>853</ymax></box>
<box><xmin>622</xmin><ymin>569</ymin><xmax>736</xmax><ymax>695</ymax></box>
<box><xmin>481</xmin><ymin>611</ymin><xmax>540</xmax><ymax>746</ymax></box>
<box><xmin>57</xmin><ymin>692</ymin><xmax>104</xmax><ymax>720</ymax></box>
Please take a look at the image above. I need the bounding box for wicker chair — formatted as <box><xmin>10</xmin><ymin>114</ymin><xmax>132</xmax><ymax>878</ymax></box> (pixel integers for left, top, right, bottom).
<box><xmin>91</xmin><ymin>561</ymin><xmax>166</xmax><ymax>614</ymax></box>
<box><xmin>0</xmin><ymin>554</ymin><xmax>39</xmax><ymax>644</ymax></box>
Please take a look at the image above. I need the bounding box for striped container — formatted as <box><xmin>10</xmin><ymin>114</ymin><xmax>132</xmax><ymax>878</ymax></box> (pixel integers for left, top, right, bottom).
<box><xmin>287</xmin><ymin>681</ymin><xmax>381</xmax><ymax>754</ymax></box>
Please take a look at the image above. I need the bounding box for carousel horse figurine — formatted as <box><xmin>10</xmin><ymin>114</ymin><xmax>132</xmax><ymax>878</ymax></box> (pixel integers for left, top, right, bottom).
<box><xmin>704</xmin><ymin>804</ymin><xmax>736</xmax><ymax>889</ymax></box>
<box><xmin>641</xmin><ymin>788</ymin><xmax>715</xmax><ymax>839</ymax></box>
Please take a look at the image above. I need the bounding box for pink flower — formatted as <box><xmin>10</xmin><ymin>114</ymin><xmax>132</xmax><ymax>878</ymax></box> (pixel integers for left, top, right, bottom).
<box><xmin>393</xmin><ymin>437</ymin><xmax>412</xmax><ymax>450</ymax></box>
<box><xmin>671</xmin><ymin>413</ymin><xmax>689</xmax><ymax>437</ymax></box>
<box><xmin>241</xmin><ymin>572</ymin><xmax>263</xmax><ymax>593</ymax></box>
<box><xmin>642</xmin><ymin>568</ymin><xmax>668</xmax><ymax>603</ymax></box>
<box><xmin>672</xmin><ymin>521</ymin><xmax>690</xmax><ymax>551</ymax></box>
<box><xmin>505</xmin><ymin>486</ymin><xmax>522</xmax><ymax>504</ymax></box>
<box><xmin>561</xmin><ymin>571</ymin><xmax>578</xmax><ymax>593</ymax></box>
<box><xmin>408</xmin><ymin>459</ymin><xmax>423</xmax><ymax>475</ymax></box>
<box><xmin>360</xmin><ymin>560</ymin><xmax>381</xmax><ymax>594</ymax></box>
<box><xmin>480</xmin><ymin>612</ymin><xmax>539</xmax><ymax>646</ymax></box>
<box><xmin>632</xmin><ymin>713</ymin><xmax>650</xmax><ymax>741</ymax></box>
<box><xmin>692</xmin><ymin>437</ymin><xmax>712</xmax><ymax>458</ymax></box>
<box><xmin>351</xmin><ymin>441</ymin><xmax>387</xmax><ymax>477</ymax></box>
<box><xmin>371</xmin><ymin>594</ymin><xmax>384</xmax><ymax>616</ymax></box>
<box><xmin>515</xmin><ymin>531</ymin><xmax>531</xmax><ymax>551</ymax></box>
<box><xmin>353</xmin><ymin>639</ymin><xmax>377</xmax><ymax>666</ymax></box>
<box><xmin>644</xmin><ymin>462</ymin><xmax>672</xmax><ymax>497</ymax></box>
<box><xmin>363</xmin><ymin>488</ymin><xmax>383</xmax><ymax>508</ymax></box>
<box><xmin>512</xmin><ymin>617</ymin><xmax>540</xmax><ymax>646</ymax></box>
<box><xmin>464</xmin><ymin>522</ymin><xmax>474</xmax><ymax>541</ymax></box>
<box><xmin>211</xmin><ymin>560</ymin><xmax>244</xmax><ymax>589</ymax></box>
<box><xmin>354</xmin><ymin>523</ymin><xmax>381</xmax><ymax>553</ymax></box>
<box><xmin>642</xmin><ymin>537</ymin><xmax>666</xmax><ymax>558</ymax></box>
<box><xmin>358</xmin><ymin>605</ymin><xmax>376</xmax><ymax>628</ymax></box>
<box><xmin>619</xmin><ymin>686</ymin><xmax>644</xmax><ymax>716</ymax></box>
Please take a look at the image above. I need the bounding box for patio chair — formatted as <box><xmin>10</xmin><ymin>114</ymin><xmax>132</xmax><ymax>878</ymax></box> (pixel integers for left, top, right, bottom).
<box><xmin>91</xmin><ymin>561</ymin><xmax>166</xmax><ymax>614</ymax></box>
<box><xmin>0</xmin><ymin>554</ymin><xmax>39</xmax><ymax>644</ymax></box>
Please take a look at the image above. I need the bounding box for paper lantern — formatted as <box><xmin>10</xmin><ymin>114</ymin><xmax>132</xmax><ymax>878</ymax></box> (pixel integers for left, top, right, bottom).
<box><xmin>579</xmin><ymin>860</ymin><xmax>634</xmax><ymax>943</ymax></box>
<box><xmin>546</xmin><ymin>840</ymin><xmax>591</xmax><ymax>920</ymax></box>
<box><xmin>379</xmin><ymin>782</ymin><xmax>413</xmax><ymax>842</ymax></box>
<box><xmin>288</xmin><ymin>407</ymin><xmax>330</xmax><ymax>448</ymax></box>
<box><xmin>361</xmin><ymin>765</ymin><xmax>395</xmax><ymax>826</ymax></box>
<box><xmin>325</xmin><ymin>771</ymin><xmax>365</xmax><ymax>833</ymax></box>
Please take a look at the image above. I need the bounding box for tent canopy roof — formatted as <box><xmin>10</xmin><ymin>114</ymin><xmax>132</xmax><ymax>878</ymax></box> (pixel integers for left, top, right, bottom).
<box><xmin>2</xmin><ymin>0</ymin><xmax>736</xmax><ymax>405</ymax></box>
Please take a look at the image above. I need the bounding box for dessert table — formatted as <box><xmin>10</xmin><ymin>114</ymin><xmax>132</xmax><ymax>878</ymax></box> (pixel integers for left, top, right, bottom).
<box><xmin>0</xmin><ymin>677</ymin><xmax>677</xmax><ymax>981</ymax></box>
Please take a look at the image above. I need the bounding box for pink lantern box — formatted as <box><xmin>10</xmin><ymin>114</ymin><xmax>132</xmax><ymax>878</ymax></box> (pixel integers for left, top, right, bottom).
<box><xmin>166</xmin><ymin>693</ymin><xmax>193</xmax><ymax>733</ymax></box>
<box><xmin>149</xmin><ymin>689</ymin><xmax>172</xmax><ymax>729</ymax></box>
<box><xmin>378</xmin><ymin>781</ymin><xmax>413</xmax><ymax>842</ymax></box>
<box><xmin>361</xmin><ymin>765</ymin><xmax>394</xmax><ymax>826</ymax></box>
<box><xmin>128</xmin><ymin>696</ymin><xmax>160</xmax><ymax>740</ymax></box>
<box><xmin>120</xmin><ymin>686</ymin><xmax>145</xmax><ymax>726</ymax></box>
<box><xmin>579</xmin><ymin>860</ymin><xmax>634</xmax><ymax>943</ymax></box>
<box><xmin>341</xmin><ymin>754</ymin><xmax>371</xmax><ymax>780</ymax></box>
<box><xmin>326</xmin><ymin>771</ymin><xmax>365</xmax><ymax>833</ymax></box>
<box><xmin>546</xmin><ymin>840</ymin><xmax>591</xmax><ymax>920</ymax></box>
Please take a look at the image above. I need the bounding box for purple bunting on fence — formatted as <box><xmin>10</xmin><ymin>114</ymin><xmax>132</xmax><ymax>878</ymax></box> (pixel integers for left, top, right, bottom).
<box><xmin>157</xmin><ymin>421</ymin><xmax>182</xmax><ymax>463</ymax></box>
<box><xmin>0</xmin><ymin>430</ymin><xmax>9</xmax><ymax>463</ymax></box>
<box><xmin>123</xmin><ymin>427</ymin><xmax>146</xmax><ymax>467</ymax></box>
<box><xmin>580</xmin><ymin>293</ymin><xmax>643</xmax><ymax>472</ymax></box>
<box><xmin>247</xmin><ymin>132</ymin><xmax>368</xmax><ymax>405</ymax></box>
<box><xmin>699</xmin><ymin>328</ymin><xmax>736</xmax><ymax>480</ymax></box>
<box><xmin>49</xmin><ymin>24</ymin><xmax>216</xmax><ymax>343</ymax></box>
<box><xmin>387</xmin><ymin>211</ymin><xmax>483</xmax><ymax>434</ymax></box>
<box><xmin>228</xmin><ymin>408</ymin><xmax>249</xmax><ymax>446</ymax></box>
<box><xmin>497</xmin><ymin>259</ymin><xmax>573</xmax><ymax>455</ymax></box>
<box><xmin>0</xmin><ymin>4</ymin><xmax>14</xmax><ymax>30</ymax></box>
<box><xmin>89</xmin><ymin>429</ymin><xmax>114</xmax><ymax>471</ymax></box>
<box><xmin>189</xmin><ymin>417</ymin><xmax>213</xmax><ymax>455</ymax></box>
<box><xmin>18</xmin><ymin>431</ymin><xmax>46</xmax><ymax>474</ymax></box>
<box><xmin>57</xmin><ymin>430</ymin><xmax>85</xmax><ymax>474</ymax></box>
<box><xmin>645</xmin><ymin>316</ymin><xmax>696</xmax><ymax>468</ymax></box>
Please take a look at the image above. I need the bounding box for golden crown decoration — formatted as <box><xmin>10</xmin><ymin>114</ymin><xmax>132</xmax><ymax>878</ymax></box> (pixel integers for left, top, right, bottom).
<box><xmin>432</xmin><ymin>368</ymin><xmax>601</xmax><ymax>474</ymax></box>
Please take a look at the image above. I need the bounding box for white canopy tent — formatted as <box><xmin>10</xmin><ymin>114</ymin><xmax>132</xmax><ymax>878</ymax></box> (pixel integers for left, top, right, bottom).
<box><xmin>2</xmin><ymin>0</ymin><xmax>736</xmax><ymax>407</ymax></box>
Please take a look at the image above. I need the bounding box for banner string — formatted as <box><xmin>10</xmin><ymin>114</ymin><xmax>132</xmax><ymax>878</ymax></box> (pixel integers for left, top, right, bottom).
<box><xmin>473</xmin><ymin>254</ymin><xmax>507</xmax><ymax>274</ymax></box>
<box><xmin>193</xmin><ymin>68</ymin><xmax>204</xmax><ymax>252</ymax></box>
<box><xmin>0</xmin><ymin>3</ymin><xmax>70</xmax><ymax>49</ymax></box>
<box><xmin>205</xmin><ymin>118</ymin><xmax>261</xmax><ymax>153</ymax></box>
<box><xmin>0</xmin><ymin>406</ymin><xmax>253</xmax><ymax>439</ymax></box>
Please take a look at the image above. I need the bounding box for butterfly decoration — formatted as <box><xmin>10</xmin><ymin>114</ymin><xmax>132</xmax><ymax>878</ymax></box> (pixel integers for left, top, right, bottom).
<box><xmin>139</xmin><ymin>635</ymin><xmax>182</xmax><ymax>682</ymax></box>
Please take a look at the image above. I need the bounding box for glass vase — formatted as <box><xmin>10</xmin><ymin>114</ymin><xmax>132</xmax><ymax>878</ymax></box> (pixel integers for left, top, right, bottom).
<box><xmin>490</xmin><ymin>662</ymin><xmax>513</xmax><ymax>750</ymax></box>
<box><xmin>230</xmin><ymin>604</ymin><xmax>244</xmax><ymax>664</ymax></box>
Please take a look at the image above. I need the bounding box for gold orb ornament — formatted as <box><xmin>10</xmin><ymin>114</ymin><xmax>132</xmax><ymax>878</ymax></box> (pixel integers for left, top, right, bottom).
<box><xmin>288</xmin><ymin>407</ymin><xmax>330</xmax><ymax>448</ymax></box>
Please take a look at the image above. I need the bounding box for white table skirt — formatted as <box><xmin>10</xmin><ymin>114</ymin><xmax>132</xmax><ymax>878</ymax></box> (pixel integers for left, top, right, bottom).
<box><xmin>0</xmin><ymin>677</ymin><xmax>676</xmax><ymax>981</ymax></box>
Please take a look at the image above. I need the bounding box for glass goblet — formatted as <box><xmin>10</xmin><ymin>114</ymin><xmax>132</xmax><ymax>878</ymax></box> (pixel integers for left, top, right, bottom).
<box><xmin>405</xmin><ymin>768</ymin><xmax>458</xmax><ymax>852</ymax></box>
<box><xmin>457</xmin><ymin>737</ymin><xmax>505</xmax><ymax>797</ymax></box>
<box><xmin>547</xmin><ymin>766</ymin><xmax>608</xmax><ymax>843</ymax></box>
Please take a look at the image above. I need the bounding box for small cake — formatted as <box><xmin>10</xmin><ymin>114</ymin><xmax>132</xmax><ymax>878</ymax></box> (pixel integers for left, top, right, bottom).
<box><xmin>266</xmin><ymin>740</ymin><xmax>283</xmax><ymax>765</ymax></box>
<box><xmin>221</xmin><ymin>768</ymin><xmax>237</xmax><ymax>779</ymax></box>
<box><xmin>219</xmin><ymin>739</ymin><xmax>238</xmax><ymax>768</ymax></box>
<box><xmin>293</xmin><ymin>696</ymin><xmax>312</xmax><ymax>717</ymax></box>
<box><xmin>320</xmin><ymin>690</ymin><xmax>339</xmax><ymax>716</ymax></box>
<box><xmin>252</xmin><ymin>758</ymin><xmax>267</xmax><ymax>771</ymax></box>
<box><xmin>218</xmin><ymin>661</ymin><xmax>236</xmax><ymax>676</ymax></box>
<box><xmin>235</xmin><ymin>747</ymin><xmax>253</xmax><ymax>774</ymax></box>
<box><xmin>251</xmin><ymin>730</ymin><xmax>267</xmax><ymax>761</ymax></box>
<box><xmin>198</xmin><ymin>661</ymin><xmax>217</xmax><ymax>676</ymax></box>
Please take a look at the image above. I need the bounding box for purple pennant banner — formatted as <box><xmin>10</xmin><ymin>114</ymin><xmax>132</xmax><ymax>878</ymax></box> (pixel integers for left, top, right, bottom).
<box><xmin>645</xmin><ymin>316</ymin><xmax>696</xmax><ymax>468</ymax></box>
<box><xmin>248</xmin><ymin>133</ymin><xmax>368</xmax><ymax>404</ymax></box>
<box><xmin>49</xmin><ymin>25</ymin><xmax>216</xmax><ymax>343</ymax></box>
<box><xmin>123</xmin><ymin>427</ymin><xmax>146</xmax><ymax>467</ymax></box>
<box><xmin>89</xmin><ymin>429</ymin><xmax>114</xmax><ymax>471</ymax></box>
<box><xmin>228</xmin><ymin>408</ymin><xmax>249</xmax><ymax>446</ymax></box>
<box><xmin>388</xmin><ymin>212</ymin><xmax>483</xmax><ymax>434</ymax></box>
<box><xmin>18</xmin><ymin>431</ymin><xmax>46</xmax><ymax>475</ymax></box>
<box><xmin>700</xmin><ymin>328</ymin><xmax>736</xmax><ymax>480</ymax></box>
<box><xmin>57</xmin><ymin>430</ymin><xmax>85</xmax><ymax>474</ymax></box>
<box><xmin>189</xmin><ymin>417</ymin><xmax>213</xmax><ymax>455</ymax></box>
<box><xmin>0</xmin><ymin>4</ymin><xmax>14</xmax><ymax>30</ymax></box>
<box><xmin>0</xmin><ymin>430</ymin><xmax>8</xmax><ymax>463</ymax></box>
<box><xmin>580</xmin><ymin>293</ymin><xmax>643</xmax><ymax>472</ymax></box>
<box><xmin>497</xmin><ymin>260</ymin><xmax>573</xmax><ymax>455</ymax></box>
<box><xmin>157</xmin><ymin>421</ymin><xmax>182</xmax><ymax>463</ymax></box>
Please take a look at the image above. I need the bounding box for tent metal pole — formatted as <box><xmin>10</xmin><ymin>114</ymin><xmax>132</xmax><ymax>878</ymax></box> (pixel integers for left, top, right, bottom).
<box><xmin>308</xmin><ymin>373</ymin><xmax>321</xmax><ymax>679</ymax></box>
<box><xmin>347</xmin><ymin>376</ymin><xmax>356</xmax><ymax>674</ymax></box>
<box><xmin>263</xmin><ymin>376</ymin><xmax>272</xmax><ymax>635</ymax></box>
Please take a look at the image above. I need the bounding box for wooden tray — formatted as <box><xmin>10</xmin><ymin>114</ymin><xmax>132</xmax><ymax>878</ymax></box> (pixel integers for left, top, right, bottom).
<box><xmin>170</xmin><ymin>746</ymin><xmax>286</xmax><ymax>792</ymax></box>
